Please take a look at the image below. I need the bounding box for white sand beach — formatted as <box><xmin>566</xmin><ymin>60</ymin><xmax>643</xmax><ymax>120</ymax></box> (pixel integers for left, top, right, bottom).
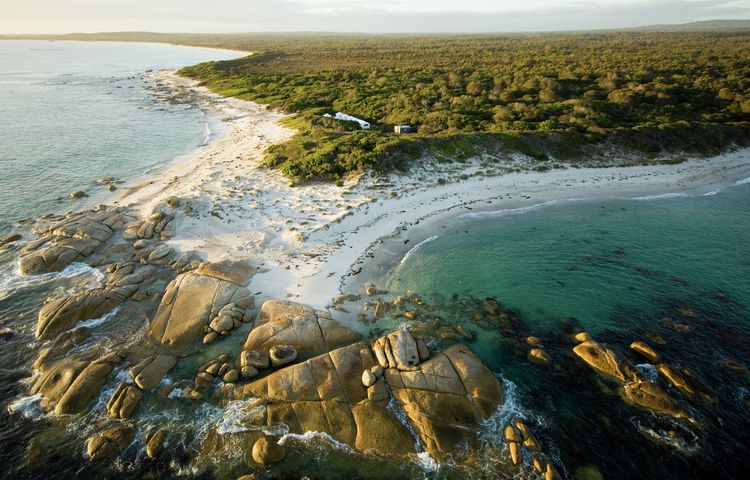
<box><xmin>113</xmin><ymin>72</ymin><xmax>750</xmax><ymax>309</ymax></box>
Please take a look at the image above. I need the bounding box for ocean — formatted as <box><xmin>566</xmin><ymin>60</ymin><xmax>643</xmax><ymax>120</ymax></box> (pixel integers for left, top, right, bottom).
<box><xmin>0</xmin><ymin>40</ymin><xmax>239</xmax><ymax>230</ymax></box>
<box><xmin>353</xmin><ymin>172</ymin><xmax>750</xmax><ymax>479</ymax></box>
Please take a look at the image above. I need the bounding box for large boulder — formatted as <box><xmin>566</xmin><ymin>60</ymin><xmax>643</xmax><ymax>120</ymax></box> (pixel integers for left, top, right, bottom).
<box><xmin>386</xmin><ymin>344</ymin><xmax>504</xmax><ymax>461</ymax></box>
<box><xmin>573</xmin><ymin>340</ymin><xmax>639</xmax><ymax>383</ymax></box>
<box><xmin>622</xmin><ymin>380</ymin><xmax>691</xmax><ymax>419</ymax></box>
<box><xmin>130</xmin><ymin>355</ymin><xmax>177</xmax><ymax>390</ymax></box>
<box><xmin>372</xmin><ymin>328</ymin><xmax>420</xmax><ymax>371</ymax></box>
<box><xmin>86</xmin><ymin>425</ymin><xmax>134</xmax><ymax>461</ymax></box>
<box><xmin>30</xmin><ymin>351</ymin><xmax>124</xmax><ymax>415</ymax></box>
<box><xmin>36</xmin><ymin>264</ymin><xmax>145</xmax><ymax>340</ymax></box>
<box><xmin>149</xmin><ymin>268</ymin><xmax>253</xmax><ymax>347</ymax></box>
<box><xmin>243</xmin><ymin>299</ymin><xmax>360</xmax><ymax>355</ymax></box>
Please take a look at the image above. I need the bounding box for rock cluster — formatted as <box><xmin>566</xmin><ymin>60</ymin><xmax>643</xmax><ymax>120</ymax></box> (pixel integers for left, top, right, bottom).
<box><xmin>371</xmin><ymin>328</ymin><xmax>429</xmax><ymax>370</ymax></box>
<box><xmin>504</xmin><ymin>419</ymin><xmax>561</xmax><ymax>479</ymax></box>
<box><xmin>204</xmin><ymin>302</ymin><xmax>253</xmax><ymax>345</ymax></box>
<box><xmin>573</xmin><ymin>335</ymin><xmax>691</xmax><ymax>420</ymax></box>
<box><xmin>31</xmin><ymin>348</ymin><xmax>124</xmax><ymax>415</ymax></box>
<box><xmin>107</xmin><ymin>383</ymin><xmax>143</xmax><ymax>419</ymax></box>
<box><xmin>122</xmin><ymin>210</ymin><xmax>176</xmax><ymax>241</ymax></box>
<box><xmin>36</xmin><ymin>262</ymin><xmax>147</xmax><ymax>340</ymax></box>
<box><xmin>19</xmin><ymin>206</ymin><xmax>129</xmax><ymax>275</ymax></box>
<box><xmin>197</xmin><ymin>353</ymin><xmax>240</xmax><ymax>386</ymax></box>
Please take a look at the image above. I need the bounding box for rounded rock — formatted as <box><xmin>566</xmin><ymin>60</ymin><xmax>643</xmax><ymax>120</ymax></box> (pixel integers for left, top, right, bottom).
<box><xmin>252</xmin><ymin>436</ymin><xmax>286</xmax><ymax>465</ymax></box>
<box><xmin>269</xmin><ymin>345</ymin><xmax>297</xmax><ymax>367</ymax></box>
<box><xmin>222</xmin><ymin>369</ymin><xmax>239</xmax><ymax>383</ymax></box>
<box><xmin>362</xmin><ymin>369</ymin><xmax>377</xmax><ymax>387</ymax></box>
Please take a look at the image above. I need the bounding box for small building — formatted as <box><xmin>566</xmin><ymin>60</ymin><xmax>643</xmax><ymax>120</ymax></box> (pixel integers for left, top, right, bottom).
<box><xmin>323</xmin><ymin>112</ymin><xmax>370</xmax><ymax>129</ymax></box>
<box><xmin>394</xmin><ymin>124</ymin><xmax>413</xmax><ymax>134</ymax></box>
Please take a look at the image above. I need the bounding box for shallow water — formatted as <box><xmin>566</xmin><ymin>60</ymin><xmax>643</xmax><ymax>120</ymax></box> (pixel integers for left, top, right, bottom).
<box><xmin>0</xmin><ymin>40</ymin><xmax>239</xmax><ymax>230</ymax></box>
<box><xmin>354</xmin><ymin>174</ymin><xmax>750</xmax><ymax>479</ymax></box>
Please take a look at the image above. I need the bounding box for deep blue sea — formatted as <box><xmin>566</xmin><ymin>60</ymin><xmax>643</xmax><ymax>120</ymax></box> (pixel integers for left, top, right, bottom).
<box><xmin>0</xmin><ymin>40</ymin><xmax>239</xmax><ymax>230</ymax></box>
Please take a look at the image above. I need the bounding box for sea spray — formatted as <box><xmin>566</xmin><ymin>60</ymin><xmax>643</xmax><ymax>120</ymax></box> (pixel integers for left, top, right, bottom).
<box><xmin>7</xmin><ymin>394</ymin><xmax>44</xmax><ymax>419</ymax></box>
<box><xmin>0</xmin><ymin>261</ymin><xmax>104</xmax><ymax>301</ymax></box>
<box><xmin>77</xmin><ymin>306</ymin><xmax>121</xmax><ymax>329</ymax></box>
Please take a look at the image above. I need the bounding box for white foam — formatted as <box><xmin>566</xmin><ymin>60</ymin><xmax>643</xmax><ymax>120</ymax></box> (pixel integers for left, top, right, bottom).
<box><xmin>412</xmin><ymin>451</ymin><xmax>440</xmax><ymax>473</ymax></box>
<box><xmin>278</xmin><ymin>430</ymin><xmax>356</xmax><ymax>453</ymax></box>
<box><xmin>632</xmin><ymin>192</ymin><xmax>690</xmax><ymax>201</ymax></box>
<box><xmin>8</xmin><ymin>394</ymin><xmax>44</xmax><ymax>419</ymax></box>
<box><xmin>635</xmin><ymin>363</ymin><xmax>659</xmax><ymax>382</ymax></box>
<box><xmin>0</xmin><ymin>261</ymin><xmax>104</xmax><ymax>301</ymax></box>
<box><xmin>736</xmin><ymin>176</ymin><xmax>750</xmax><ymax>185</ymax></box>
<box><xmin>400</xmin><ymin>236</ymin><xmax>439</xmax><ymax>265</ymax></box>
<box><xmin>215</xmin><ymin>400</ymin><xmax>267</xmax><ymax>435</ymax></box>
<box><xmin>77</xmin><ymin>306</ymin><xmax>120</xmax><ymax>329</ymax></box>
<box><xmin>459</xmin><ymin>199</ymin><xmax>564</xmax><ymax>219</ymax></box>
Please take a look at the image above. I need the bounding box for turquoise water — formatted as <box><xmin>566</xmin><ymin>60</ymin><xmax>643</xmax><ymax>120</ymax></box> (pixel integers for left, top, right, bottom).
<box><xmin>0</xmin><ymin>40</ymin><xmax>239</xmax><ymax>229</ymax></box>
<box><xmin>367</xmin><ymin>175</ymin><xmax>750</xmax><ymax>479</ymax></box>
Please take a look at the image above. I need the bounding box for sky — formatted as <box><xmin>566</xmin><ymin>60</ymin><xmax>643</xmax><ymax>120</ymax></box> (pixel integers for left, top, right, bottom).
<box><xmin>0</xmin><ymin>0</ymin><xmax>748</xmax><ymax>34</ymax></box>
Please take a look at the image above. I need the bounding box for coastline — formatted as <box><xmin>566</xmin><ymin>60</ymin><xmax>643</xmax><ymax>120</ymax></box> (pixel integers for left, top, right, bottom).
<box><xmin>107</xmin><ymin>72</ymin><xmax>750</xmax><ymax>310</ymax></box>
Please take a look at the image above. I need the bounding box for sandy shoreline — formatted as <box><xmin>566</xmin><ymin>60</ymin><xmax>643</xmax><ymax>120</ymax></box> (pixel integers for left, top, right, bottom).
<box><xmin>110</xmin><ymin>73</ymin><xmax>750</xmax><ymax>310</ymax></box>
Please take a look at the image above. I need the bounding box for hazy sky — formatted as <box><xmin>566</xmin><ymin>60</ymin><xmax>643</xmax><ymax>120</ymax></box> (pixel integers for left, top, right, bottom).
<box><xmin>1</xmin><ymin>0</ymin><xmax>748</xmax><ymax>33</ymax></box>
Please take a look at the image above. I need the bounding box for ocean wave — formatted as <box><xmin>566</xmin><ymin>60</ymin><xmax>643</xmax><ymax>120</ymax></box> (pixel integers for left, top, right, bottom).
<box><xmin>201</xmin><ymin>121</ymin><xmax>212</xmax><ymax>146</ymax></box>
<box><xmin>702</xmin><ymin>191</ymin><xmax>718</xmax><ymax>197</ymax></box>
<box><xmin>0</xmin><ymin>261</ymin><xmax>104</xmax><ymax>301</ymax></box>
<box><xmin>8</xmin><ymin>394</ymin><xmax>44</xmax><ymax>419</ymax></box>
<box><xmin>736</xmin><ymin>176</ymin><xmax>750</xmax><ymax>185</ymax></box>
<box><xmin>77</xmin><ymin>306</ymin><xmax>121</xmax><ymax>329</ymax></box>
<box><xmin>459</xmin><ymin>198</ymin><xmax>568</xmax><ymax>220</ymax></box>
<box><xmin>278</xmin><ymin>430</ymin><xmax>356</xmax><ymax>454</ymax></box>
<box><xmin>631</xmin><ymin>192</ymin><xmax>691</xmax><ymax>201</ymax></box>
<box><xmin>400</xmin><ymin>236</ymin><xmax>439</xmax><ymax>265</ymax></box>
<box><xmin>216</xmin><ymin>399</ymin><xmax>267</xmax><ymax>435</ymax></box>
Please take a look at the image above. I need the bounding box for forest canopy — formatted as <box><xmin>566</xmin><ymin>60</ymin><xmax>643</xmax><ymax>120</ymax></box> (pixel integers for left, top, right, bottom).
<box><xmin>163</xmin><ymin>33</ymin><xmax>746</xmax><ymax>180</ymax></box>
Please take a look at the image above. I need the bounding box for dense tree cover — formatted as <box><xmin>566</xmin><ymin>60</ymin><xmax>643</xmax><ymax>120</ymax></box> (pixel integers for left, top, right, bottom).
<box><xmin>14</xmin><ymin>31</ymin><xmax>748</xmax><ymax>180</ymax></box>
<box><xmin>174</xmin><ymin>32</ymin><xmax>750</xmax><ymax>180</ymax></box>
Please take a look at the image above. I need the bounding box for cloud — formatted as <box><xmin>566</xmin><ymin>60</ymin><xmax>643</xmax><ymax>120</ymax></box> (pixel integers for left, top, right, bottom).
<box><xmin>1</xmin><ymin>0</ymin><xmax>748</xmax><ymax>33</ymax></box>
